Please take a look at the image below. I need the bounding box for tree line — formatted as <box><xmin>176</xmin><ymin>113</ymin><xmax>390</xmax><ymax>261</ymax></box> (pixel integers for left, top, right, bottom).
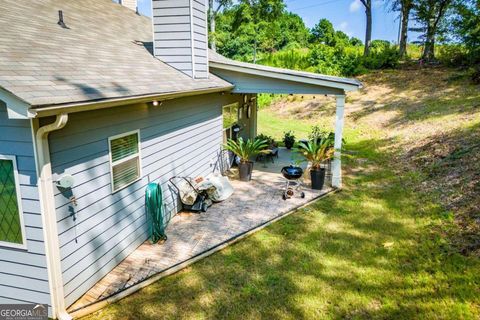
<box><xmin>208</xmin><ymin>0</ymin><xmax>479</xmax><ymax>79</ymax></box>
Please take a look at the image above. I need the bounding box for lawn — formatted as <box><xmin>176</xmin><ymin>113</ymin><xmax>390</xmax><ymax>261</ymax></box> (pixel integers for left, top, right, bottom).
<box><xmin>84</xmin><ymin>67</ymin><xmax>480</xmax><ymax>319</ymax></box>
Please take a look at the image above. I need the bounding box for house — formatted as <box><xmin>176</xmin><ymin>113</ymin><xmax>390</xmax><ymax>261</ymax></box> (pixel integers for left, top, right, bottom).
<box><xmin>0</xmin><ymin>0</ymin><xmax>361</xmax><ymax>318</ymax></box>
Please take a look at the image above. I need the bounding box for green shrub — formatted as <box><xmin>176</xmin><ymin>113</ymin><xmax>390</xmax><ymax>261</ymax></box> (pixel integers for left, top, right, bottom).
<box><xmin>260</xmin><ymin>49</ymin><xmax>311</xmax><ymax>70</ymax></box>
<box><xmin>255</xmin><ymin>133</ymin><xmax>276</xmax><ymax>148</ymax></box>
<box><xmin>370</xmin><ymin>40</ymin><xmax>391</xmax><ymax>49</ymax></box>
<box><xmin>362</xmin><ymin>44</ymin><xmax>400</xmax><ymax>69</ymax></box>
<box><xmin>437</xmin><ymin>45</ymin><xmax>470</xmax><ymax>66</ymax></box>
<box><xmin>257</xmin><ymin>94</ymin><xmax>285</xmax><ymax>109</ymax></box>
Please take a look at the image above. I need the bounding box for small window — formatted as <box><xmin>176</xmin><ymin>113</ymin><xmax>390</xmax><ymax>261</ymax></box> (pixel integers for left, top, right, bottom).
<box><xmin>0</xmin><ymin>155</ymin><xmax>27</xmax><ymax>249</ymax></box>
<box><xmin>109</xmin><ymin>130</ymin><xmax>142</xmax><ymax>193</ymax></box>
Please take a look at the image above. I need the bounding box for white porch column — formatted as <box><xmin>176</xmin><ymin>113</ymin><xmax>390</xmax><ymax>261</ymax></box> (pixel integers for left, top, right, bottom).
<box><xmin>332</xmin><ymin>95</ymin><xmax>345</xmax><ymax>188</ymax></box>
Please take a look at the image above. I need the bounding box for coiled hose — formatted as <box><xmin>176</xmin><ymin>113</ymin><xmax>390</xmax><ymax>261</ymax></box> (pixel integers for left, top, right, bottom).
<box><xmin>145</xmin><ymin>182</ymin><xmax>167</xmax><ymax>242</ymax></box>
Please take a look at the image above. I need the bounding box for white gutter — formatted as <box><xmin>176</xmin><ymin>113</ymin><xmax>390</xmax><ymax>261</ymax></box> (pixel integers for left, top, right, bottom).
<box><xmin>34</xmin><ymin>114</ymin><xmax>72</xmax><ymax>320</ymax></box>
<box><xmin>32</xmin><ymin>86</ymin><xmax>234</xmax><ymax>118</ymax></box>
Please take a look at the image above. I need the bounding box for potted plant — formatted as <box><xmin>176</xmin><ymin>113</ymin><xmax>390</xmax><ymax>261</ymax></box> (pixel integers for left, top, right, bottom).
<box><xmin>283</xmin><ymin>131</ymin><xmax>295</xmax><ymax>149</ymax></box>
<box><xmin>296</xmin><ymin>136</ymin><xmax>334</xmax><ymax>190</ymax></box>
<box><xmin>224</xmin><ymin>137</ymin><xmax>268</xmax><ymax>181</ymax></box>
<box><xmin>255</xmin><ymin>134</ymin><xmax>276</xmax><ymax>149</ymax></box>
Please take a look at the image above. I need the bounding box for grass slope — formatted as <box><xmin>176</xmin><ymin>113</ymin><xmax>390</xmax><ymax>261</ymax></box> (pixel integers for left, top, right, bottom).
<box><xmin>84</xmin><ymin>67</ymin><xmax>480</xmax><ymax>319</ymax></box>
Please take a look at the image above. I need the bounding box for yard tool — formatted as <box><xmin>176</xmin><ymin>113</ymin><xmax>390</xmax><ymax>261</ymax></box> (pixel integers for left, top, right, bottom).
<box><xmin>281</xmin><ymin>165</ymin><xmax>306</xmax><ymax>200</ymax></box>
<box><xmin>197</xmin><ymin>174</ymin><xmax>234</xmax><ymax>202</ymax></box>
<box><xmin>169</xmin><ymin>176</ymin><xmax>212</xmax><ymax>212</ymax></box>
<box><xmin>145</xmin><ymin>182</ymin><xmax>168</xmax><ymax>242</ymax></box>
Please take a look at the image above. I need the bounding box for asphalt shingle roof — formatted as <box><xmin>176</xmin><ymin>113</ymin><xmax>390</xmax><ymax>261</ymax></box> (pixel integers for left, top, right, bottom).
<box><xmin>0</xmin><ymin>0</ymin><xmax>232</xmax><ymax>108</ymax></box>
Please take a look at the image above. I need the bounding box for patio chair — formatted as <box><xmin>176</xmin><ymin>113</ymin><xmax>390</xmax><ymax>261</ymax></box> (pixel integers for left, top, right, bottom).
<box><xmin>256</xmin><ymin>147</ymin><xmax>279</xmax><ymax>165</ymax></box>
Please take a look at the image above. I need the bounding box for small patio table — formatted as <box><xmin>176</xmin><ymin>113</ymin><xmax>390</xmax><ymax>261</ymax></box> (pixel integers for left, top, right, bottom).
<box><xmin>256</xmin><ymin>147</ymin><xmax>279</xmax><ymax>167</ymax></box>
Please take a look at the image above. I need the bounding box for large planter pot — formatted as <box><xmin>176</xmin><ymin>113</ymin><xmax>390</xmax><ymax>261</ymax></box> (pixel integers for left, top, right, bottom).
<box><xmin>238</xmin><ymin>161</ymin><xmax>254</xmax><ymax>181</ymax></box>
<box><xmin>310</xmin><ymin>168</ymin><xmax>326</xmax><ymax>190</ymax></box>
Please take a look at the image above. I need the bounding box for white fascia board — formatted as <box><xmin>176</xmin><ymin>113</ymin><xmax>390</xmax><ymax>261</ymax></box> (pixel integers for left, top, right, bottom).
<box><xmin>0</xmin><ymin>87</ymin><xmax>36</xmax><ymax>119</ymax></box>
<box><xmin>210</xmin><ymin>62</ymin><xmax>361</xmax><ymax>92</ymax></box>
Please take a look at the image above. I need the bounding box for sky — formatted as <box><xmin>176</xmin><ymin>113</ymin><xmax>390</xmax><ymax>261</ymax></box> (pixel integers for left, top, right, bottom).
<box><xmin>136</xmin><ymin>0</ymin><xmax>411</xmax><ymax>43</ymax></box>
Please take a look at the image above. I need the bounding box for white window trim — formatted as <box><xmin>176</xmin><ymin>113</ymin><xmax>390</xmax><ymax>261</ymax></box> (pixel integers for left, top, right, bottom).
<box><xmin>0</xmin><ymin>154</ymin><xmax>27</xmax><ymax>250</ymax></box>
<box><xmin>108</xmin><ymin>130</ymin><xmax>142</xmax><ymax>194</ymax></box>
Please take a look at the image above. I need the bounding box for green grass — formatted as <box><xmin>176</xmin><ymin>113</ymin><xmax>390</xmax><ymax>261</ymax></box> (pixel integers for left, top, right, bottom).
<box><xmin>85</xmin><ymin>106</ymin><xmax>480</xmax><ymax>319</ymax></box>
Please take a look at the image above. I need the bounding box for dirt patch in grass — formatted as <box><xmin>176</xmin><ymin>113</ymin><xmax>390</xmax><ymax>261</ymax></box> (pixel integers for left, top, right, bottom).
<box><xmin>266</xmin><ymin>94</ymin><xmax>336</xmax><ymax>120</ymax></box>
<box><xmin>264</xmin><ymin>66</ymin><xmax>480</xmax><ymax>256</ymax></box>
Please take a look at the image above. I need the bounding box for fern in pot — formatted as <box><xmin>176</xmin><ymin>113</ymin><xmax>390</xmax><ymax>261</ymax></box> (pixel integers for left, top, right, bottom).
<box><xmin>296</xmin><ymin>136</ymin><xmax>334</xmax><ymax>189</ymax></box>
<box><xmin>224</xmin><ymin>137</ymin><xmax>268</xmax><ymax>181</ymax></box>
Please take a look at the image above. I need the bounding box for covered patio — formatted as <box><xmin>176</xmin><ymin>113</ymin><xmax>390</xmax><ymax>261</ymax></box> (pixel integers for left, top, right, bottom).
<box><xmin>67</xmin><ymin>53</ymin><xmax>361</xmax><ymax>318</ymax></box>
<box><xmin>209</xmin><ymin>50</ymin><xmax>362</xmax><ymax>188</ymax></box>
<box><xmin>68</xmin><ymin>148</ymin><xmax>334</xmax><ymax>317</ymax></box>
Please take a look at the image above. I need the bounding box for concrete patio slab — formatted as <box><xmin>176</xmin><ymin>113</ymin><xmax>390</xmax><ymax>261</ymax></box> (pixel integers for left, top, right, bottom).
<box><xmin>67</xmin><ymin>148</ymin><xmax>333</xmax><ymax>315</ymax></box>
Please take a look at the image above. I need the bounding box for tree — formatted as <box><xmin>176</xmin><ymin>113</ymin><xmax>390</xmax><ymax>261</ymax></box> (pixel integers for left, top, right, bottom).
<box><xmin>389</xmin><ymin>0</ymin><xmax>414</xmax><ymax>57</ymax></box>
<box><xmin>412</xmin><ymin>0</ymin><xmax>452</xmax><ymax>61</ymax></box>
<box><xmin>235</xmin><ymin>0</ymin><xmax>285</xmax><ymax>62</ymax></box>
<box><xmin>335</xmin><ymin>30</ymin><xmax>351</xmax><ymax>47</ymax></box>
<box><xmin>349</xmin><ymin>37</ymin><xmax>363</xmax><ymax>46</ymax></box>
<box><xmin>450</xmin><ymin>0</ymin><xmax>480</xmax><ymax>81</ymax></box>
<box><xmin>277</xmin><ymin>12</ymin><xmax>310</xmax><ymax>49</ymax></box>
<box><xmin>310</xmin><ymin>19</ymin><xmax>336</xmax><ymax>46</ymax></box>
<box><xmin>208</xmin><ymin>0</ymin><xmax>233</xmax><ymax>51</ymax></box>
<box><xmin>359</xmin><ymin>0</ymin><xmax>373</xmax><ymax>56</ymax></box>
<box><xmin>450</xmin><ymin>0</ymin><xmax>480</xmax><ymax>60</ymax></box>
<box><xmin>215</xmin><ymin>0</ymin><xmax>294</xmax><ymax>61</ymax></box>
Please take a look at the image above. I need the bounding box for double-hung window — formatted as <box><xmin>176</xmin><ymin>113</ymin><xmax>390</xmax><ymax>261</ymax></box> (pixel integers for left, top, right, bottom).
<box><xmin>109</xmin><ymin>130</ymin><xmax>142</xmax><ymax>193</ymax></box>
<box><xmin>0</xmin><ymin>155</ymin><xmax>27</xmax><ymax>249</ymax></box>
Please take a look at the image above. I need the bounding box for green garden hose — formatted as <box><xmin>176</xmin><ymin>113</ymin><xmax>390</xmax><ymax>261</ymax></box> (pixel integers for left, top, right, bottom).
<box><xmin>145</xmin><ymin>182</ymin><xmax>167</xmax><ymax>243</ymax></box>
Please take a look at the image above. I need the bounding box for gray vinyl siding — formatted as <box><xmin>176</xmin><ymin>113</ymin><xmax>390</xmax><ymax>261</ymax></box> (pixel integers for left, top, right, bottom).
<box><xmin>0</xmin><ymin>103</ymin><xmax>51</xmax><ymax>310</ymax></box>
<box><xmin>152</xmin><ymin>0</ymin><xmax>208</xmax><ymax>79</ymax></box>
<box><xmin>48</xmin><ymin>93</ymin><xmax>241</xmax><ymax>307</ymax></box>
<box><xmin>191</xmin><ymin>0</ymin><xmax>208</xmax><ymax>79</ymax></box>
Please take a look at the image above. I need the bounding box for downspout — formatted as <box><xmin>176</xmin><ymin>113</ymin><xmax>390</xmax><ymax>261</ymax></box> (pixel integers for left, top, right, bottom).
<box><xmin>34</xmin><ymin>114</ymin><xmax>72</xmax><ymax>320</ymax></box>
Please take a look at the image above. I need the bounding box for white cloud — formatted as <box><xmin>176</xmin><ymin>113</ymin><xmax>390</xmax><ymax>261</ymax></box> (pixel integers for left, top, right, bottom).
<box><xmin>337</xmin><ymin>21</ymin><xmax>352</xmax><ymax>36</ymax></box>
<box><xmin>349</xmin><ymin>0</ymin><xmax>362</xmax><ymax>13</ymax></box>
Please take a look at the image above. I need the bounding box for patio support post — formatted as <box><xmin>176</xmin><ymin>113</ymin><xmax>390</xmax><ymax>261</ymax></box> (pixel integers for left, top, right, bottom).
<box><xmin>332</xmin><ymin>94</ymin><xmax>345</xmax><ymax>188</ymax></box>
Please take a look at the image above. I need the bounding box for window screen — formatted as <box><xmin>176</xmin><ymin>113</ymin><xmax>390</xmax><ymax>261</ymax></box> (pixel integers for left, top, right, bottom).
<box><xmin>109</xmin><ymin>131</ymin><xmax>141</xmax><ymax>192</ymax></box>
<box><xmin>0</xmin><ymin>156</ymin><xmax>24</xmax><ymax>246</ymax></box>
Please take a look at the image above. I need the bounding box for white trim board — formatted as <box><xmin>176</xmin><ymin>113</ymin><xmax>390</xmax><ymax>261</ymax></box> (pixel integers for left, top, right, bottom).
<box><xmin>0</xmin><ymin>87</ymin><xmax>35</xmax><ymax>119</ymax></box>
<box><xmin>108</xmin><ymin>129</ymin><xmax>143</xmax><ymax>194</ymax></box>
<box><xmin>210</xmin><ymin>62</ymin><xmax>361</xmax><ymax>92</ymax></box>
